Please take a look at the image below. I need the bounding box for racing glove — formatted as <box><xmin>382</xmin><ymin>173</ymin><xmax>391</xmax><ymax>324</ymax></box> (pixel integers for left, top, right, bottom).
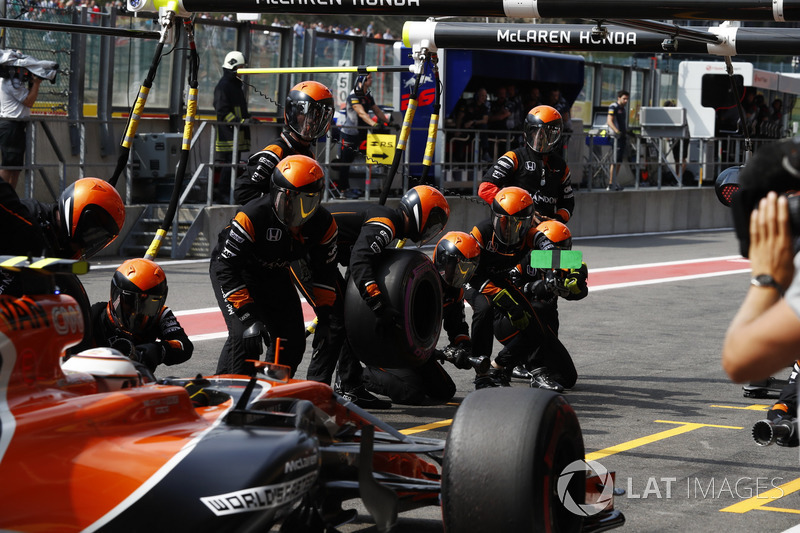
<box><xmin>184</xmin><ymin>374</ymin><xmax>211</xmax><ymax>407</ymax></box>
<box><xmin>371</xmin><ymin>121</ymin><xmax>391</xmax><ymax>135</ymax></box>
<box><xmin>312</xmin><ymin>306</ymin><xmax>333</xmax><ymax>348</ymax></box>
<box><xmin>524</xmin><ymin>279</ymin><xmax>551</xmax><ymax>301</ymax></box>
<box><xmin>492</xmin><ymin>288</ymin><xmax>531</xmax><ymax>330</ymax></box>
<box><xmin>237</xmin><ymin>304</ymin><xmax>267</xmax><ymax>357</ymax></box>
<box><xmin>247</xmin><ymin>150</ymin><xmax>275</xmax><ymax>184</ymax></box>
<box><xmin>366</xmin><ymin>293</ymin><xmax>402</xmax><ymax>336</ymax></box>
<box><xmin>135</xmin><ymin>342</ymin><xmax>166</xmax><ymax>373</ymax></box>
<box><xmin>533</xmin><ymin>231</ymin><xmax>556</xmax><ymax>251</ymax></box>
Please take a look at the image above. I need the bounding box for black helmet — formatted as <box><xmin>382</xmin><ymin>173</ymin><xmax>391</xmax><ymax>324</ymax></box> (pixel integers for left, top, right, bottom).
<box><xmin>110</xmin><ymin>258</ymin><xmax>167</xmax><ymax>334</ymax></box>
<box><xmin>284</xmin><ymin>80</ymin><xmax>335</xmax><ymax>142</ymax></box>
<box><xmin>58</xmin><ymin>177</ymin><xmax>126</xmax><ymax>259</ymax></box>
<box><xmin>271</xmin><ymin>154</ymin><xmax>325</xmax><ymax>227</ymax></box>
<box><xmin>434</xmin><ymin>231</ymin><xmax>481</xmax><ymax>288</ymax></box>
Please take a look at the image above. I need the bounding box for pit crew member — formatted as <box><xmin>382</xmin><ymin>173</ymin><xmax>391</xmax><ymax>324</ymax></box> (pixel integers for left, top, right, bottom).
<box><xmin>478</xmin><ymin>105</ymin><xmax>574</xmax><ymax>224</ymax></box>
<box><xmin>210</xmin><ymin>154</ymin><xmax>338</xmax><ymax>376</ymax></box>
<box><xmin>509</xmin><ymin>220</ymin><xmax>587</xmax><ymax>388</ymax></box>
<box><xmin>306</xmin><ymin>185</ymin><xmax>450</xmax><ymax>407</ymax></box>
<box><xmin>89</xmin><ymin>258</ymin><xmax>193</xmax><ymax>378</ymax></box>
<box><xmin>234</xmin><ymin>81</ymin><xmax>334</xmax><ymax>205</ymax></box>
<box><xmin>362</xmin><ymin>231</ymin><xmax>481</xmax><ymax>403</ymax></box>
<box><xmin>465</xmin><ymin>186</ymin><xmax>575</xmax><ymax>390</ymax></box>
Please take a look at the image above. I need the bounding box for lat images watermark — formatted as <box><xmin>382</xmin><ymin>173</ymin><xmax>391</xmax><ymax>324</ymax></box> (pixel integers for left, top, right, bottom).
<box><xmin>625</xmin><ymin>475</ymin><xmax>786</xmax><ymax>500</ymax></box>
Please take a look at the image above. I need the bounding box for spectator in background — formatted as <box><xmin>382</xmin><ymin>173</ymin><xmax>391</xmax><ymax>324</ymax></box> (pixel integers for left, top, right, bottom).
<box><xmin>506</xmin><ymin>84</ymin><xmax>524</xmax><ymax>131</ymax></box>
<box><xmin>0</xmin><ymin>68</ymin><xmax>42</xmax><ymax>189</ymax></box>
<box><xmin>453</xmin><ymin>87</ymin><xmax>489</xmax><ymax>161</ymax></box>
<box><xmin>333</xmin><ymin>73</ymin><xmax>391</xmax><ymax>199</ymax></box>
<box><xmin>547</xmin><ymin>88</ymin><xmax>571</xmax><ymax>160</ymax></box>
<box><xmin>606</xmin><ymin>89</ymin><xmax>629</xmax><ymax>191</ymax></box>
<box><xmin>293</xmin><ymin>20</ymin><xmax>305</xmax><ymax>39</ymax></box>
<box><xmin>524</xmin><ymin>86</ymin><xmax>541</xmax><ymax>112</ymax></box>
<box><xmin>382</xmin><ymin>28</ymin><xmax>393</xmax><ymax>40</ymax></box>
<box><xmin>488</xmin><ymin>86</ymin><xmax>511</xmax><ymax>132</ymax></box>
<box><xmin>213</xmin><ymin>51</ymin><xmax>251</xmax><ymax>203</ymax></box>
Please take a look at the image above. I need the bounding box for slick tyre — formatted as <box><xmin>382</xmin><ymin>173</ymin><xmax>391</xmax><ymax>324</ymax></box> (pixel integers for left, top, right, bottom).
<box><xmin>344</xmin><ymin>248</ymin><xmax>442</xmax><ymax>368</ymax></box>
<box><xmin>442</xmin><ymin>388</ymin><xmax>585</xmax><ymax>533</ymax></box>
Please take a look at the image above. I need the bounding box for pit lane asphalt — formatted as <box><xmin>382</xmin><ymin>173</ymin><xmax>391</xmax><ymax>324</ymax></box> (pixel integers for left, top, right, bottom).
<box><xmin>82</xmin><ymin>229</ymin><xmax>800</xmax><ymax>533</ymax></box>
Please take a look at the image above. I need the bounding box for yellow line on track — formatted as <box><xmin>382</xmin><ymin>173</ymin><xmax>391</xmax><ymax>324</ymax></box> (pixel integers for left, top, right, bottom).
<box><xmin>711</xmin><ymin>404</ymin><xmax>770</xmax><ymax>411</ymax></box>
<box><xmin>586</xmin><ymin>420</ymin><xmax>742</xmax><ymax>461</ymax></box>
<box><xmin>721</xmin><ymin>477</ymin><xmax>800</xmax><ymax>514</ymax></box>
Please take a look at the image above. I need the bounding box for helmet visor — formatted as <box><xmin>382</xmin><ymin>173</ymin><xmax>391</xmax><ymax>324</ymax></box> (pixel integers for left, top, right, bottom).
<box><xmin>439</xmin><ymin>255</ymin><xmax>478</xmax><ymax>288</ymax></box>
<box><xmin>273</xmin><ymin>188</ymin><xmax>321</xmax><ymax>227</ymax></box>
<box><xmin>417</xmin><ymin>208</ymin><xmax>448</xmax><ymax>246</ymax></box>
<box><xmin>493</xmin><ymin>213</ymin><xmax>532</xmax><ymax>246</ymax></box>
<box><xmin>286</xmin><ymin>99</ymin><xmax>334</xmax><ymax>141</ymax></box>
<box><xmin>72</xmin><ymin>206</ymin><xmax>120</xmax><ymax>259</ymax></box>
<box><xmin>527</xmin><ymin>122</ymin><xmax>562</xmax><ymax>153</ymax></box>
<box><xmin>113</xmin><ymin>288</ymin><xmax>165</xmax><ymax>333</ymax></box>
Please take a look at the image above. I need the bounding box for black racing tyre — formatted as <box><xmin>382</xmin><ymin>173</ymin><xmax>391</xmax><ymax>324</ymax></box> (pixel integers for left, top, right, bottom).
<box><xmin>344</xmin><ymin>248</ymin><xmax>442</xmax><ymax>368</ymax></box>
<box><xmin>442</xmin><ymin>388</ymin><xmax>585</xmax><ymax>533</ymax></box>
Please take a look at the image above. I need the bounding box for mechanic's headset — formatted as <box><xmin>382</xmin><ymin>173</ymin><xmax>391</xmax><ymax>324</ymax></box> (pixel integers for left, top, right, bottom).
<box><xmin>716</xmin><ymin>139</ymin><xmax>800</xmax><ymax>258</ymax></box>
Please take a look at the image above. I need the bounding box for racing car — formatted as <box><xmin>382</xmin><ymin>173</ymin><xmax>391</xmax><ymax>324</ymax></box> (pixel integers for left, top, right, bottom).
<box><xmin>0</xmin><ymin>257</ymin><xmax>625</xmax><ymax>532</ymax></box>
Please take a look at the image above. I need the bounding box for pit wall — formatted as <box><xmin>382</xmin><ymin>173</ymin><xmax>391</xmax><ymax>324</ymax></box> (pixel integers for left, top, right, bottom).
<box><xmin>102</xmin><ymin>187</ymin><xmax>732</xmax><ymax>258</ymax></box>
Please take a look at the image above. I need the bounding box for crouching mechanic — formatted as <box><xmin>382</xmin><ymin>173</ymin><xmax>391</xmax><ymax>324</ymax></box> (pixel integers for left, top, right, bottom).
<box><xmin>466</xmin><ymin>186</ymin><xmax>577</xmax><ymax>391</ymax></box>
<box><xmin>509</xmin><ymin>220</ymin><xmax>587</xmax><ymax>385</ymax></box>
<box><xmin>306</xmin><ymin>185</ymin><xmax>450</xmax><ymax>407</ymax></box>
<box><xmin>90</xmin><ymin>258</ymin><xmax>193</xmax><ymax>379</ymax></box>
<box><xmin>210</xmin><ymin>154</ymin><xmax>338</xmax><ymax>376</ymax></box>
<box><xmin>362</xmin><ymin>231</ymin><xmax>481</xmax><ymax>403</ymax></box>
<box><xmin>234</xmin><ymin>81</ymin><xmax>334</xmax><ymax>205</ymax></box>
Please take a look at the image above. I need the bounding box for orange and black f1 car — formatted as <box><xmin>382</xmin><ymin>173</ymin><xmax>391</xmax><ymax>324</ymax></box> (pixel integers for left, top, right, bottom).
<box><xmin>0</xmin><ymin>257</ymin><xmax>624</xmax><ymax>533</ymax></box>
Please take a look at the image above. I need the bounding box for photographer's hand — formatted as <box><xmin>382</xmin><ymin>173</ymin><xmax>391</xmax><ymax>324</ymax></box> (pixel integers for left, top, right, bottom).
<box><xmin>749</xmin><ymin>192</ymin><xmax>794</xmax><ymax>289</ymax></box>
<box><xmin>723</xmin><ymin>191</ymin><xmax>800</xmax><ymax>383</ymax></box>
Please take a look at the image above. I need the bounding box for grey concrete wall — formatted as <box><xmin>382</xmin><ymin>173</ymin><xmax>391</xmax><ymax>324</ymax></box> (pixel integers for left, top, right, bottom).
<box><xmin>175</xmin><ymin>187</ymin><xmax>733</xmax><ymax>259</ymax></box>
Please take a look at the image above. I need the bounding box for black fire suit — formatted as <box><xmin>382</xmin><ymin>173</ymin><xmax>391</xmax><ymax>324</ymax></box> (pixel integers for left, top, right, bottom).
<box><xmin>478</xmin><ymin>146</ymin><xmax>574</xmax><ymax>223</ymax></box>
<box><xmin>466</xmin><ymin>218</ymin><xmax>577</xmax><ymax>388</ymax></box>
<box><xmin>209</xmin><ymin>194</ymin><xmax>338</xmax><ymax>376</ymax></box>
<box><xmin>361</xmin><ymin>282</ymin><xmax>463</xmax><ymax>405</ymax></box>
<box><xmin>90</xmin><ymin>301</ymin><xmax>193</xmax><ymax>375</ymax></box>
<box><xmin>305</xmin><ymin>203</ymin><xmax>407</xmax><ymax>390</ymax></box>
<box><xmin>233</xmin><ymin>130</ymin><xmax>313</xmax><ymax>205</ymax></box>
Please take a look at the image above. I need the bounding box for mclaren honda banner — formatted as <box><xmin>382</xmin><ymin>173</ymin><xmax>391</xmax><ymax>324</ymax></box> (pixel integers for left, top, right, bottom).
<box><xmin>402</xmin><ymin>22</ymin><xmax>800</xmax><ymax>56</ymax></box>
<box><xmin>131</xmin><ymin>0</ymin><xmax>800</xmax><ymax>21</ymax></box>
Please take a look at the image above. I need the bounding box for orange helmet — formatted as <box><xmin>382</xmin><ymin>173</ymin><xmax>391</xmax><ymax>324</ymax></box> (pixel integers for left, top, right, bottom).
<box><xmin>58</xmin><ymin>177</ymin><xmax>125</xmax><ymax>259</ymax></box>
<box><xmin>110</xmin><ymin>258</ymin><xmax>167</xmax><ymax>334</ymax></box>
<box><xmin>399</xmin><ymin>185</ymin><xmax>450</xmax><ymax>245</ymax></box>
<box><xmin>285</xmin><ymin>80</ymin><xmax>335</xmax><ymax>142</ymax></box>
<box><xmin>271</xmin><ymin>154</ymin><xmax>325</xmax><ymax>227</ymax></box>
<box><xmin>492</xmin><ymin>186</ymin><xmax>533</xmax><ymax>246</ymax></box>
<box><xmin>434</xmin><ymin>231</ymin><xmax>480</xmax><ymax>288</ymax></box>
<box><xmin>524</xmin><ymin>105</ymin><xmax>562</xmax><ymax>154</ymax></box>
<box><xmin>536</xmin><ymin>220</ymin><xmax>572</xmax><ymax>250</ymax></box>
